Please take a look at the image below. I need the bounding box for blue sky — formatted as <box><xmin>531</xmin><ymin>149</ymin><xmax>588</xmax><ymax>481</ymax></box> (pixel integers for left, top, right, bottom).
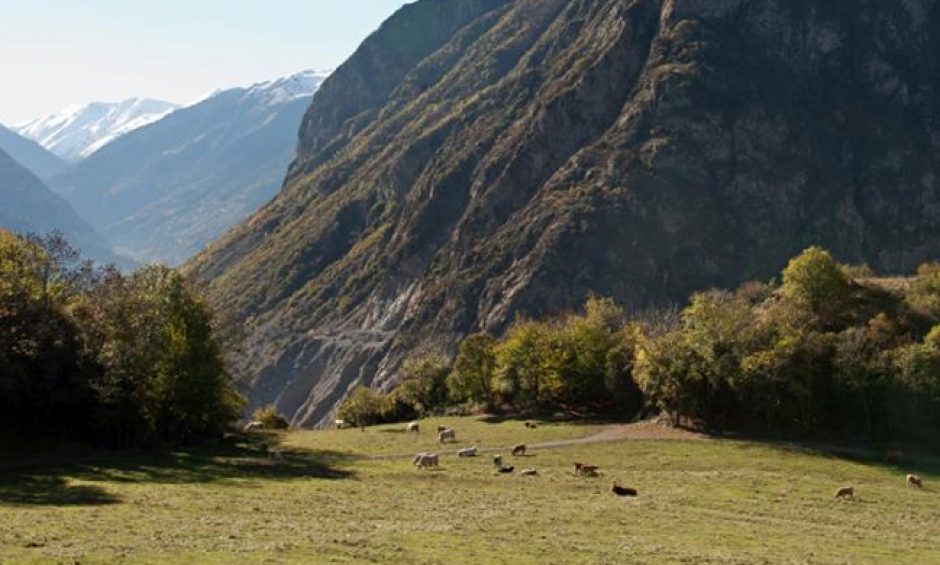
<box><xmin>0</xmin><ymin>0</ymin><xmax>410</xmax><ymax>124</ymax></box>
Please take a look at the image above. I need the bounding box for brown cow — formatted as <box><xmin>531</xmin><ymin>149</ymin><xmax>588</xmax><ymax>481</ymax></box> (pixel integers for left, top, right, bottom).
<box><xmin>834</xmin><ymin>486</ymin><xmax>855</xmax><ymax>500</ymax></box>
<box><xmin>511</xmin><ymin>444</ymin><xmax>526</xmax><ymax>456</ymax></box>
<box><xmin>612</xmin><ymin>482</ymin><xmax>638</xmax><ymax>497</ymax></box>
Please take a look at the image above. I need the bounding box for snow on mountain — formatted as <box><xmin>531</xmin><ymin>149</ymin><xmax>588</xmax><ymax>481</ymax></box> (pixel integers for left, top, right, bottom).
<box><xmin>14</xmin><ymin>98</ymin><xmax>179</xmax><ymax>162</ymax></box>
<box><xmin>241</xmin><ymin>69</ymin><xmax>332</xmax><ymax>106</ymax></box>
<box><xmin>47</xmin><ymin>69</ymin><xmax>332</xmax><ymax>265</ymax></box>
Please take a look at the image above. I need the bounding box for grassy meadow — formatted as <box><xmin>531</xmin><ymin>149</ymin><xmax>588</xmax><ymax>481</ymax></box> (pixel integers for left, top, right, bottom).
<box><xmin>1</xmin><ymin>416</ymin><xmax>939</xmax><ymax>564</ymax></box>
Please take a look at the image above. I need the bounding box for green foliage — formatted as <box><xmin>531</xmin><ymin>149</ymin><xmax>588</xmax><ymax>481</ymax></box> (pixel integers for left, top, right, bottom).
<box><xmin>907</xmin><ymin>262</ymin><xmax>940</xmax><ymax>317</ymax></box>
<box><xmin>365</xmin><ymin>246</ymin><xmax>939</xmax><ymax>441</ymax></box>
<box><xmin>252</xmin><ymin>404</ymin><xmax>290</xmax><ymax>430</ymax></box>
<box><xmin>392</xmin><ymin>354</ymin><xmax>450</xmax><ymax>416</ymax></box>
<box><xmin>781</xmin><ymin>246</ymin><xmax>851</xmax><ymax>319</ymax></box>
<box><xmin>447</xmin><ymin>333</ymin><xmax>496</xmax><ymax>405</ymax></box>
<box><xmin>337</xmin><ymin>386</ymin><xmax>389</xmax><ymax>430</ymax></box>
<box><xmin>0</xmin><ymin>230</ymin><xmax>241</xmax><ymax>446</ymax></box>
<box><xmin>634</xmin><ymin>246</ymin><xmax>938</xmax><ymax>440</ymax></box>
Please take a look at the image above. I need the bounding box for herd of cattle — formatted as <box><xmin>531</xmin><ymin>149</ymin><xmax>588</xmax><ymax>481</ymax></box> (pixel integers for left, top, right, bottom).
<box><xmin>402</xmin><ymin>421</ymin><xmax>928</xmax><ymax>500</ymax></box>
<box><xmin>403</xmin><ymin>421</ymin><xmax>639</xmax><ymax>497</ymax></box>
<box><xmin>248</xmin><ymin>418</ymin><xmax>929</xmax><ymax>500</ymax></box>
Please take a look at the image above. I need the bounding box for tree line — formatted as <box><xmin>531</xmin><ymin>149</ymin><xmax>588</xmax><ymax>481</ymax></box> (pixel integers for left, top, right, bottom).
<box><xmin>341</xmin><ymin>247</ymin><xmax>940</xmax><ymax>442</ymax></box>
<box><xmin>0</xmin><ymin>230</ymin><xmax>241</xmax><ymax>446</ymax></box>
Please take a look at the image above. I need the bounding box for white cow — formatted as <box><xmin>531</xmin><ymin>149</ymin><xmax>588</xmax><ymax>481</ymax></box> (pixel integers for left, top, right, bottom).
<box><xmin>413</xmin><ymin>453</ymin><xmax>439</xmax><ymax>469</ymax></box>
<box><xmin>438</xmin><ymin>428</ymin><xmax>456</xmax><ymax>443</ymax></box>
<box><xmin>406</xmin><ymin>421</ymin><xmax>420</xmax><ymax>433</ymax></box>
<box><xmin>335</xmin><ymin>419</ymin><xmax>348</xmax><ymax>429</ymax></box>
<box><xmin>457</xmin><ymin>446</ymin><xmax>477</xmax><ymax>457</ymax></box>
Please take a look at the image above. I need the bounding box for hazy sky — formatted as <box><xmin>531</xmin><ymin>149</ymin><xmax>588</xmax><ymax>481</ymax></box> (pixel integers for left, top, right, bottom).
<box><xmin>0</xmin><ymin>0</ymin><xmax>410</xmax><ymax>125</ymax></box>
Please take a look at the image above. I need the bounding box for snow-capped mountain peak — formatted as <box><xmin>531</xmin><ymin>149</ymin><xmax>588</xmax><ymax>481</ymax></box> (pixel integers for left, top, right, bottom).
<box><xmin>15</xmin><ymin>98</ymin><xmax>179</xmax><ymax>162</ymax></box>
<box><xmin>241</xmin><ymin>69</ymin><xmax>332</xmax><ymax>107</ymax></box>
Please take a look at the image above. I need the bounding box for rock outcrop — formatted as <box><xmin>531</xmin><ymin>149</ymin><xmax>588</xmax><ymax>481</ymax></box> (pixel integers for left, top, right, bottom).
<box><xmin>188</xmin><ymin>0</ymin><xmax>940</xmax><ymax>426</ymax></box>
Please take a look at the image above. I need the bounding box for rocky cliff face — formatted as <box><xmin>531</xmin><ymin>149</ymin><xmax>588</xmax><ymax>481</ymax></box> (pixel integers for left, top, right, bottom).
<box><xmin>188</xmin><ymin>0</ymin><xmax>940</xmax><ymax>426</ymax></box>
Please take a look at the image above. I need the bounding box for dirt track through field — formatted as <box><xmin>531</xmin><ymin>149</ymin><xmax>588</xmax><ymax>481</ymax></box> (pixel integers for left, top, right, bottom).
<box><xmin>360</xmin><ymin>420</ymin><xmax>708</xmax><ymax>461</ymax></box>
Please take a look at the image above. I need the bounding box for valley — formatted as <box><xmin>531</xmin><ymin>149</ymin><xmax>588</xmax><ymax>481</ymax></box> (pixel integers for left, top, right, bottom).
<box><xmin>1</xmin><ymin>416</ymin><xmax>938</xmax><ymax>564</ymax></box>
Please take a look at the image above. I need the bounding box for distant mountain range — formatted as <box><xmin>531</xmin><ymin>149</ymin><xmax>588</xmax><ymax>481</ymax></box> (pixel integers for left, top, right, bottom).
<box><xmin>14</xmin><ymin>98</ymin><xmax>179</xmax><ymax>162</ymax></box>
<box><xmin>48</xmin><ymin>70</ymin><xmax>330</xmax><ymax>265</ymax></box>
<box><xmin>0</xmin><ymin>146</ymin><xmax>119</xmax><ymax>265</ymax></box>
<box><xmin>0</xmin><ymin>124</ymin><xmax>67</xmax><ymax>179</ymax></box>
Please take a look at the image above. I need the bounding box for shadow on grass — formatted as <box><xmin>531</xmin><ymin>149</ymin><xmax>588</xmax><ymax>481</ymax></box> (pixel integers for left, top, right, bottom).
<box><xmin>0</xmin><ymin>433</ymin><xmax>354</xmax><ymax>507</ymax></box>
<box><xmin>0</xmin><ymin>474</ymin><xmax>120</xmax><ymax>506</ymax></box>
<box><xmin>476</xmin><ymin>413</ymin><xmax>626</xmax><ymax>426</ymax></box>
<box><xmin>736</xmin><ymin>437</ymin><xmax>940</xmax><ymax>478</ymax></box>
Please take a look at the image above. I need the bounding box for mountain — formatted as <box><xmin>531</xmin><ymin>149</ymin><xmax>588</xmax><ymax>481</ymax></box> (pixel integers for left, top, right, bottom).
<box><xmin>15</xmin><ymin>98</ymin><xmax>178</xmax><ymax>162</ymax></box>
<box><xmin>0</xmin><ymin>147</ymin><xmax>119</xmax><ymax>265</ymax></box>
<box><xmin>47</xmin><ymin>70</ymin><xmax>330</xmax><ymax>265</ymax></box>
<box><xmin>0</xmin><ymin>124</ymin><xmax>67</xmax><ymax>179</ymax></box>
<box><xmin>187</xmin><ymin>0</ymin><xmax>940</xmax><ymax>427</ymax></box>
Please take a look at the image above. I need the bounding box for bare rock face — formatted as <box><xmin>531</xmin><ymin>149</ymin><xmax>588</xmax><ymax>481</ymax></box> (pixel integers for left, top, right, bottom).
<box><xmin>187</xmin><ymin>0</ymin><xmax>940</xmax><ymax>426</ymax></box>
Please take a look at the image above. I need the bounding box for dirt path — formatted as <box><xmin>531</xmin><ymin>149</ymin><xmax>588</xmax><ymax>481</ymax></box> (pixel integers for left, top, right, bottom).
<box><xmin>360</xmin><ymin>420</ymin><xmax>707</xmax><ymax>461</ymax></box>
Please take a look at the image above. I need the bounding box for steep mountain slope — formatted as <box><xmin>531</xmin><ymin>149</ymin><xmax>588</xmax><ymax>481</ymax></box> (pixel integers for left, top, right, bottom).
<box><xmin>15</xmin><ymin>99</ymin><xmax>178</xmax><ymax>162</ymax></box>
<box><xmin>0</xmin><ymin>147</ymin><xmax>119</xmax><ymax>264</ymax></box>
<box><xmin>188</xmin><ymin>0</ymin><xmax>940</xmax><ymax>427</ymax></box>
<box><xmin>0</xmin><ymin>125</ymin><xmax>67</xmax><ymax>179</ymax></box>
<box><xmin>48</xmin><ymin>70</ymin><xmax>329</xmax><ymax>265</ymax></box>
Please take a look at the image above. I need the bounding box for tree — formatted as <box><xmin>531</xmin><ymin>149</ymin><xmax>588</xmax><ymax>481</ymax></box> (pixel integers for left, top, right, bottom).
<box><xmin>152</xmin><ymin>268</ymin><xmax>242</xmax><ymax>441</ymax></box>
<box><xmin>392</xmin><ymin>354</ymin><xmax>450</xmax><ymax>416</ymax></box>
<box><xmin>447</xmin><ymin>333</ymin><xmax>497</xmax><ymax>405</ymax></box>
<box><xmin>781</xmin><ymin>247</ymin><xmax>850</xmax><ymax>321</ymax></box>
<box><xmin>0</xmin><ymin>230</ymin><xmax>93</xmax><ymax>432</ymax></box>
<box><xmin>337</xmin><ymin>386</ymin><xmax>388</xmax><ymax>430</ymax></box>
<box><xmin>633</xmin><ymin>330</ymin><xmax>702</xmax><ymax>426</ymax></box>
<box><xmin>680</xmin><ymin>291</ymin><xmax>755</xmax><ymax>428</ymax></box>
<box><xmin>832</xmin><ymin>326</ymin><xmax>888</xmax><ymax>438</ymax></box>
<box><xmin>906</xmin><ymin>262</ymin><xmax>940</xmax><ymax>318</ymax></box>
<box><xmin>493</xmin><ymin>320</ymin><xmax>557</xmax><ymax>406</ymax></box>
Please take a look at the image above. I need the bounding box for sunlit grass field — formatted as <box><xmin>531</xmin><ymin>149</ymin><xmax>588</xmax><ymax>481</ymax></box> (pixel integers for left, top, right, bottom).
<box><xmin>1</xmin><ymin>416</ymin><xmax>938</xmax><ymax>564</ymax></box>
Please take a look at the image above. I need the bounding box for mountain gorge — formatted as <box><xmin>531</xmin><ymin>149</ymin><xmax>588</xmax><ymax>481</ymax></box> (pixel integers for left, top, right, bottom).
<box><xmin>0</xmin><ymin>125</ymin><xmax>67</xmax><ymax>179</ymax></box>
<box><xmin>188</xmin><ymin>0</ymin><xmax>940</xmax><ymax>426</ymax></box>
<box><xmin>48</xmin><ymin>71</ymin><xmax>329</xmax><ymax>265</ymax></box>
<box><xmin>0</xmin><ymin>147</ymin><xmax>118</xmax><ymax>264</ymax></box>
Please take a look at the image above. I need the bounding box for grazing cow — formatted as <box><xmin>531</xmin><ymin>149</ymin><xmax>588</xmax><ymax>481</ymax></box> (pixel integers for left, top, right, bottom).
<box><xmin>406</xmin><ymin>421</ymin><xmax>420</xmax><ymax>433</ymax></box>
<box><xmin>521</xmin><ymin>468</ymin><xmax>538</xmax><ymax>477</ymax></box>
<box><xmin>457</xmin><ymin>446</ymin><xmax>477</xmax><ymax>457</ymax></box>
<box><xmin>907</xmin><ymin>474</ymin><xmax>923</xmax><ymax>488</ymax></box>
<box><xmin>497</xmin><ymin>465</ymin><xmax>515</xmax><ymax>474</ymax></box>
<box><xmin>493</xmin><ymin>454</ymin><xmax>503</xmax><ymax>467</ymax></box>
<box><xmin>834</xmin><ymin>486</ymin><xmax>855</xmax><ymax>499</ymax></box>
<box><xmin>413</xmin><ymin>453</ymin><xmax>439</xmax><ymax>469</ymax></box>
<box><xmin>438</xmin><ymin>428</ymin><xmax>456</xmax><ymax>443</ymax></box>
<box><xmin>437</xmin><ymin>425</ymin><xmax>449</xmax><ymax>433</ymax></box>
<box><xmin>243</xmin><ymin>421</ymin><xmax>265</xmax><ymax>432</ymax></box>
<box><xmin>335</xmin><ymin>419</ymin><xmax>348</xmax><ymax>429</ymax></box>
<box><xmin>511</xmin><ymin>444</ymin><xmax>526</xmax><ymax>456</ymax></box>
<box><xmin>612</xmin><ymin>482</ymin><xmax>638</xmax><ymax>497</ymax></box>
<box><xmin>574</xmin><ymin>463</ymin><xmax>600</xmax><ymax>477</ymax></box>
<box><xmin>524</xmin><ymin>421</ymin><xmax>538</xmax><ymax>429</ymax></box>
